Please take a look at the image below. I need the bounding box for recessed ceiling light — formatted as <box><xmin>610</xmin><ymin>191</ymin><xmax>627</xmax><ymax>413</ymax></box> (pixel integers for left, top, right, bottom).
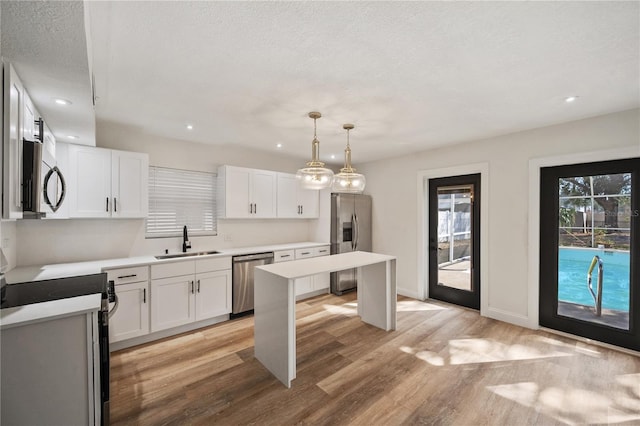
<box><xmin>565</xmin><ymin>96</ymin><xmax>578</xmax><ymax>103</ymax></box>
<box><xmin>276</xmin><ymin>143</ymin><xmax>283</xmax><ymax>148</ymax></box>
<box><xmin>330</xmin><ymin>154</ymin><xmax>336</xmax><ymax>160</ymax></box>
<box><xmin>186</xmin><ymin>124</ymin><xmax>193</xmax><ymax>130</ymax></box>
<box><xmin>55</xmin><ymin>98</ymin><xmax>72</xmax><ymax>105</ymax></box>
<box><xmin>67</xmin><ymin>135</ymin><xmax>79</xmax><ymax>140</ymax></box>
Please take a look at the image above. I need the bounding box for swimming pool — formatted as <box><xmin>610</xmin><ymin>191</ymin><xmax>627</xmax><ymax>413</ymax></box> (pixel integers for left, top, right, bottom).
<box><xmin>558</xmin><ymin>247</ymin><xmax>630</xmax><ymax>311</ymax></box>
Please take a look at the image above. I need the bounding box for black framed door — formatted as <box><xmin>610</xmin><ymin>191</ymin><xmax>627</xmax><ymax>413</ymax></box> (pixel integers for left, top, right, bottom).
<box><xmin>540</xmin><ymin>158</ymin><xmax>640</xmax><ymax>351</ymax></box>
<box><xmin>428</xmin><ymin>174</ymin><xmax>480</xmax><ymax>310</ymax></box>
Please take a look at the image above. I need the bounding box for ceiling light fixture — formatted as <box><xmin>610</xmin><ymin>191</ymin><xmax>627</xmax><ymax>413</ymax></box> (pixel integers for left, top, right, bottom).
<box><xmin>276</xmin><ymin>143</ymin><xmax>283</xmax><ymax>148</ymax></box>
<box><xmin>186</xmin><ymin>124</ymin><xmax>194</xmax><ymax>130</ymax></box>
<box><xmin>332</xmin><ymin>123</ymin><xmax>365</xmax><ymax>193</ymax></box>
<box><xmin>67</xmin><ymin>135</ymin><xmax>79</xmax><ymax>140</ymax></box>
<box><xmin>55</xmin><ymin>98</ymin><xmax>72</xmax><ymax>105</ymax></box>
<box><xmin>296</xmin><ymin>112</ymin><xmax>334</xmax><ymax>190</ymax></box>
<box><xmin>565</xmin><ymin>96</ymin><xmax>578</xmax><ymax>103</ymax></box>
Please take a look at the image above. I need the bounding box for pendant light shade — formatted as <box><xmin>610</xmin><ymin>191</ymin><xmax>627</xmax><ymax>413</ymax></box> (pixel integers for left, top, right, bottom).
<box><xmin>332</xmin><ymin>123</ymin><xmax>366</xmax><ymax>193</ymax></box>
<box><xmin>296</xmin><ymin>112</ymin><xmax>334</xmax><ymax>190</ymax></box>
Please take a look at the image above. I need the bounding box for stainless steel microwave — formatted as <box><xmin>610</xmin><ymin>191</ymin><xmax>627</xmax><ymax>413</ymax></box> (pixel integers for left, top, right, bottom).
<box><xmin>22</xmin><ymin>118</ymin><xmax>66</xmax><ymax>218</ymax></box>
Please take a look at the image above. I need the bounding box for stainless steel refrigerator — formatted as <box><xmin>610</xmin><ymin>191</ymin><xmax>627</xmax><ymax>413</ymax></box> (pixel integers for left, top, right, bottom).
<box><xmin>330</xmin><ymin>193</ymin><xmax>372</xmax><ymax>295</ymax></box>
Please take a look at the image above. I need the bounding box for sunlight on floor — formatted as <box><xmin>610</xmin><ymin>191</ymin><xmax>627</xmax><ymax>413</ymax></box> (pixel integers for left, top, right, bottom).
<box><xmin>396</xmin><ymin>299</ymin><xmax>448</xmax><ymax>312</ymax></box>
<box><xmin>400</xmin><ymin>337</ymin><xmax>573</xmax><ymax>367</ymax></box>
<box><xmin>322</xmin><ymin>303</ymin><xmax>357</xmax><ymax>316</ymax></box>
<box><xmin>487</xmin><ymin>379</ymin><xmax>640</xmax><ymax>424</ymax></box>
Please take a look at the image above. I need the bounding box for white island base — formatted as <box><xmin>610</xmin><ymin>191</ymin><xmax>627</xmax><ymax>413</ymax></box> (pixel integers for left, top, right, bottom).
<box><xmin>254</xmin><ymin>251</ymin><xmax>397</xmax><ymax>388</ymax></box>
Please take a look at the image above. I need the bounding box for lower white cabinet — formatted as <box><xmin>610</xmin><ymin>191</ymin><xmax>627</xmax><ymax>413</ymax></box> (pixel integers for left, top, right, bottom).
<box><xmin>107</xmin><ymin>266</ymin><xmax>150</xmax><ymax>343</ymax></box>
<box><xmin>275</xmin><ymin>245</ymin><xmax>330</xmax><ymax>299</ymax></box>
<box><xmin>110</xmin><ymin>281</ymin><xmax>149</xmax><ymax>342</ymax></box>
<box><xmin>150</xmin><ymin>257</ymin><xmax>232</xmax><ymax>332</ymax></box>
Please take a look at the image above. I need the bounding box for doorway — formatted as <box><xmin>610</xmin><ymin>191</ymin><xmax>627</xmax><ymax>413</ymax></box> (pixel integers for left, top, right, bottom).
<box><xmin>539</xmin><ymin>158</ymin><xmax>640</xmax><ymax>351</ymax></box>
<box><xmin>428</xmin><ymin>174</ymin><xmax>481</xmax><ymax>310</ymax></box>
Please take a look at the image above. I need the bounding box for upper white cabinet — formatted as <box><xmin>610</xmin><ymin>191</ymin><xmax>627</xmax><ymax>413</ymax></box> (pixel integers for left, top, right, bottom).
<box><xmin>217</xmin><ymin>165</ymin><xmax>277</xmax><ymax>218</ymax></box>
<box><xmin>276</xmin><ymin>173</ymin><xmax>319</xmax><ymax>218</ymax></box>
<box><xmin>67</xmin><ymin>145</ymin><xmax>148</xmax><ymax>218</ymax></box>
<box><xmin>2</xmin><ymin>64</ymin><xmax>25</xmax><ymax>219</ymax></box>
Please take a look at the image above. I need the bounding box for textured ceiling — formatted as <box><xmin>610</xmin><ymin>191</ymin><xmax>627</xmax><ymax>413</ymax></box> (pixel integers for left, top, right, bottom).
<box><xmin>1</xmin><ymin>1</ymin><xmax>95</xmax><ymax>145</ymax></box>
<box><xmin>4</xmin><ymin>1</ymin><xmax>640</xmax><ymax>164</ymax></box>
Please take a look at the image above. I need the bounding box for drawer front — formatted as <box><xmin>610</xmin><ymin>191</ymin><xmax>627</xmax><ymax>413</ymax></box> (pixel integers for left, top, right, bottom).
<box><xmin>314</xmin><ymin>246</ymin><xmax>330</xmax><ymax>257</ymax></box>
<box><xmin>274</xmin><ymin>250</ymin><xmax>295</xmax><ymax>263</ymax></box>
<box><xmin>151</xmin><ymin>260</ymin><xmax>195</xmax><ymax>279</ymax></box>
<box><xmin>106</xmin><ymin>266</ymin><xmax>149</xmax><ymax>285</ymax></box>
<box><xmin>295</xmin><ymin>248</ymin><xmax>315</xmax><ymax>259</ymax></box>
<box><xmin>195</xmin><ymin>256</ymin><xmax>232</xmax><ymax>274</ymax></box>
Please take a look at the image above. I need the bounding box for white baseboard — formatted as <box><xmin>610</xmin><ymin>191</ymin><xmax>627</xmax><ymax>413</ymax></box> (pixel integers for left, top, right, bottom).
<box><xmin>484</xmin><ymin>306</ymin><xmax>536</xmax><ymax>329</ymax></box>
<box><xmin>398</xmin><ymin>288</ymin><xmax>422</xmax><ymax>300</ymax></box>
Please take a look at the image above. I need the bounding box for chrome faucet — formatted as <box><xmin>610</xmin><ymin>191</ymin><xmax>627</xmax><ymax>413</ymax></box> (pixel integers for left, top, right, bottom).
<box><xmin>182</xmin><ymin>225</ymin><xmax>191</xmax><ymax>253</ymax></box>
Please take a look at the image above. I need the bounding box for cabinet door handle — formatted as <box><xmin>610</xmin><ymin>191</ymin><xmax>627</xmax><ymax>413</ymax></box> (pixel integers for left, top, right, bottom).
<box><xmin>197</xmin><ymin>279</ymin><xmax>201</xmax><ymax>293</ymax></box>
<box><xmin>249</xmin><ymin>203</ymin><xmax>252</xmax><ymax>214</ymax></box>
<box><xmin>254</xmin><ymin>203</ymin><xmax>257</xmax><ymax>214</ymax></box>
<box><xmin>117</xmin><ymin>274</ymin><xmax>137</xmax><ymax>279</ymax></box>
<box><xmin>143</xmin><ymin>288</ymin><xmax>146</xmax><ymax>303</ymax></box>
<box><xmin>114</xmin><ymin>197</ymin><xmax>117</xmax><ymax>212</ymax></box>
<box><xmin>191</xmin><ymin>280</ymin><xmax>195</xmax><ymax>294</ymax></box>
<box><xmin>301</xmin><ymin>205</ymin><xmax>303</xmax><ymax>214</ymax></box>
<box><xmin>106</xmin><ymin>197</ymin><xmax>109</xmax><ymax>212</ymax></box>
<box><xmin>280</xmin><ymin>254</ymin><xmax>290</xmax><ymax>258</ymax></box>
<box><xmin>301</xmin><ymin>251</ymin><xmax>311</xmax><ymax>255</ymax></box>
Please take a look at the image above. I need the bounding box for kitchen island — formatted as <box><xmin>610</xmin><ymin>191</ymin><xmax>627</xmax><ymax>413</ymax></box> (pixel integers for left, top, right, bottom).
<box><xmin>254</xmin><ymin>251</ymin><xmax>396</xmax><ymax>387</ymax></box>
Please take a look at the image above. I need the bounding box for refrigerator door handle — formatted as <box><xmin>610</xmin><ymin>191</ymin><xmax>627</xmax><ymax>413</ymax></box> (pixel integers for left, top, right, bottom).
<box><xmin>353</xmin><ymin>213</ymin><xmax>359</xmax><ymax>251</ymax></box>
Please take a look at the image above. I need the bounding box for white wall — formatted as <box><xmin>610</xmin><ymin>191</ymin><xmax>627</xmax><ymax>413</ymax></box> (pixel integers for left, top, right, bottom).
<box><xmin>359</xmin><ymin>108</ymin><xmax>640</xmax><ymax>328</ymax></box>
<box><xmin>14</xmin><ymin>120</ymin><xmax>325</xmax><ymax>266</ymax></box>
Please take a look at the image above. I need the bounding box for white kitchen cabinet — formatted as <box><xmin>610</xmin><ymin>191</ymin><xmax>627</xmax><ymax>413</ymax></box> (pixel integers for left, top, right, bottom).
<box><xmin>67</xmin><ymin>145</ymin><xmax>148</xmax><ymax>218</ymax></box>
<box><xmin>1</xmin><ymin>308</ymin><xmax>100</xmax><ymax>425</ymax></box>
<box><xmin>274</xmin><ymin>245</ymin><xmax>330</xmax><ymax>299</ymax></box>
<box><xmin>107</xmin><ymin>266</ymin><xmax>150</xmax><ymax>343</ymax></box>
<box><xmin>217</xmin><ymin>165</ymin><xmax>277</xmax><ymax>218</ymax></box>
<box><xmin>276</xmin><ymin>173</ymin><xmax>319</xmax><ymax>218</ymax></box>
<box><xmin>2</xmin><ymin>64</ymin><xmax>25</xmax><ymax>219</ymax></box>
<box><xmin>150</xmin><ymin>257</ymin><xmax>232</xmax><ymax>332</ymax></box>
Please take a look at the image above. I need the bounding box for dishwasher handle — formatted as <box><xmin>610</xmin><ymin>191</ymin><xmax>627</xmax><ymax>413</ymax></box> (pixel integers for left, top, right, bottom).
<box><xmin>233</xmin><ymin>252</ymin><xmax>274</xmax><ymax>263</ymax></box>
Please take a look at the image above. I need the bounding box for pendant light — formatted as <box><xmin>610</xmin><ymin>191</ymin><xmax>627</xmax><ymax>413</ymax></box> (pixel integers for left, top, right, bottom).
<box><xmin>332</xmin><ymin>123</ymin><xmax>366</xmax><ymax>193</ymax></box>
<box><xmin>296</xmin><ymin>112</ymin><xmax>334</xmax><ymax>190</ymax></box>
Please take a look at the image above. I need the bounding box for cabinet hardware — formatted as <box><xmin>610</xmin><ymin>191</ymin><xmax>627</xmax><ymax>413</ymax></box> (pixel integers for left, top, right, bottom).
<box><xmin>106</xmin><ymin>197</ymin><xmax>109</xmax><ymax>212</ymax></box>
<box><xmin>301</xmin><ymin>205</ymin><xmax>303</xmax><ymax>214</ymax></box>
<box><xmin>117</xmin><ymin>274</ymin><xmax>137</xmax><ymax>279</ymax></box>
<box><xmin>281</xmin><ymin>254</ymin><xmax>290</xmax><ymax>258</ymax></box>
<box><xmin>301</xmin><ymin>252</ymin><xmax>310</xmax><ymax>255</ymax></box>
<box><xmin>114</xmin><ymin>197</ymin><xmax>117</xmax><ymax>212</ymax></box>
<box><xmin>143</xmin><ymin>288</ymin><xmax>146</xmax><ymax>303</ymax></box>
<box><xmin>191</xmin><ymin>280</ymin><xmax>195</xmax><ymax>294</ymax></box>
<box><xmin>197</xmin><ymin>279</ymin><xmax>201</xmax><ymax>293</ymax></box>
<box><xmin>254</xmin><ymin>203</ymin><xmax>257</xmax><ymax>214</ymax></box>
<box><xmin>249</xmin><ymin>203</ymin><xmax>252</xmax><ymax>214</ymax></box>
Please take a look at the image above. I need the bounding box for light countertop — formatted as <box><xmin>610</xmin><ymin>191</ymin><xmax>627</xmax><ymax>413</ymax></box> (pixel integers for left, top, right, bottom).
<box><xmin>257</xmin><ymin>251</ymin><xmax>396</xmax><ymax>279</ymax></box>
<box><xmin>5</xmin><ymin>241</ymin><xmax>330</xmax><ymax>284</ymax></box>
<box><xmin>0</xmin><ymin>294</ymin><xmax>102</xmax><ymax>330</ymax></box>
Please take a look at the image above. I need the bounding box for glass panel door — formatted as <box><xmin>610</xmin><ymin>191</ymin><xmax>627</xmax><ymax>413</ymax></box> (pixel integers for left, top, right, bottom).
<box><xmin>428</xmin><ymin>174</ymin><xmax>480</xmax><ymax>310</ymax></box>
<box><xmin>540</xmin><ymin>158</ymin><xmax>639</xmax><ymax>351</ymax></box>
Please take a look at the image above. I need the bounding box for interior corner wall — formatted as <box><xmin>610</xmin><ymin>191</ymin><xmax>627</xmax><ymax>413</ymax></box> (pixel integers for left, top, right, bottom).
<box><xmin>14</xmin><ymin>120</ymin><xmax>321</xmax><ymax>266</ymax></box>
<box><xmin>358</xmin><ymin>108</ymin><xmax>640</xmax><ymax>328</ymax></box>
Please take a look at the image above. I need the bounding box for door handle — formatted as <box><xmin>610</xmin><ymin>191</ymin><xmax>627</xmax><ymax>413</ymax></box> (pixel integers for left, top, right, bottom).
<box><xmin>191</xmin><ymin>280</ymin><xmax>195</xmax><ymax>294</ymax></box>
<box><xmin>197</xmin><ymin>279</ymin><xmax>201</xmax><ymax>293</ymax></box>
<box><xmin>114</xmin><ymin>197</ymin><xmax>117</xmax><ymax>213</ymax></box>
<box><xmin>353</xmin><ymin>214</ymin><xmax>359</xmax><ymax>251</ymax></box>
<box><xmin>106</xmin><ymin>197</ymin><xmax>109</xmax><ymax>212</ymax></box>
<box><xmin>143</xmin><ymin>288</ymin><xmax>146</xmax><ymax>303</ymax></box>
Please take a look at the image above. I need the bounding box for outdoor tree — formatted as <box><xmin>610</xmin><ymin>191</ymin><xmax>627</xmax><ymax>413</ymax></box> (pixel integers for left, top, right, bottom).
<box><xmin>559</xmin><ymin>173</ymin><xmax>631</xmax><ymax>228</ymax></box>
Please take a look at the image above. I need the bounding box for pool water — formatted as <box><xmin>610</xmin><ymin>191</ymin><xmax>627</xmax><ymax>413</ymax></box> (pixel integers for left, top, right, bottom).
<box><xmin>558</xmin><ymin>248</ymin><xmax>630</xmax><ymax>311</ymax></box>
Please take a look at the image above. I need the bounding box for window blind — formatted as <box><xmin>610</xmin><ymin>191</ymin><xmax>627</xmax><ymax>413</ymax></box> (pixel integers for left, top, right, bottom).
<box><xmin>146</xmin><ymin>166</ymin><xmax>217</xmax><ymax>238</ymax></box>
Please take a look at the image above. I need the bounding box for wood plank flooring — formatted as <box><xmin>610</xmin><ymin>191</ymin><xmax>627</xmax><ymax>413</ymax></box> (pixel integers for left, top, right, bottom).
<box><xmin>110</xmin><ymin>293</ymin><xmax>640</xmax><ymax>425</ymax></box>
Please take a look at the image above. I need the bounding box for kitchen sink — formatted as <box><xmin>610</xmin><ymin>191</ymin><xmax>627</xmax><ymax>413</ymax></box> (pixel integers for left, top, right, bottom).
<box><xmin>155</xmin><ymin>250</ymin><xmax>220</xmax><ymax>260</ymax></box>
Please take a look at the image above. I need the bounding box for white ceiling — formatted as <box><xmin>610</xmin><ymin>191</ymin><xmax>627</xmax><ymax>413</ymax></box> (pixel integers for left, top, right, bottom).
<box><xmin>4</xmin><ymin>1</ymin><xmax>640</xmax><ymax>164</ymax></box>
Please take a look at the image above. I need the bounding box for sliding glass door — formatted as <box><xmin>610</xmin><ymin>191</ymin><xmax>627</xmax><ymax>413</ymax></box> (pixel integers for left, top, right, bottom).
<box><xmin>539</xmin><ymin>158</ymin><xmax>640</xmax><ymax>351</ymax></box>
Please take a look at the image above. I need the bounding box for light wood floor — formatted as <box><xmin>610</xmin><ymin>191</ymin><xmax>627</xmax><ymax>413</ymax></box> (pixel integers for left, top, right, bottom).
<box><xmin>110</xmin><ymin>293</ymin><xmax>640</xmax><ymax>425</ymax></box>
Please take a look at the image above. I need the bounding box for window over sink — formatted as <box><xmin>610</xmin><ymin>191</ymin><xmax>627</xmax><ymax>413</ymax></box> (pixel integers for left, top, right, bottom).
<box><xmin>146</xmin><ymin>166</ymin><xmax>217</xmax><ymax>238</ymax></box>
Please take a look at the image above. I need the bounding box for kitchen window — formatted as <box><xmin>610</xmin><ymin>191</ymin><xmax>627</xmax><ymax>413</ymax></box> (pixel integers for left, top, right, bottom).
<box><xmin>146</xmin><ymin>166</ymin><xmax>217</xmax><ymax>238</ymax></box>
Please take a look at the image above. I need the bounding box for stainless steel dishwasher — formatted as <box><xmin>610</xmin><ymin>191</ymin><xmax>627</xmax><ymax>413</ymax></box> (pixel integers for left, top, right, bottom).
<box><xmin>232</xmin><ymin>252</ymin><xmax>274</xmax><ymax>315</ymax></box>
